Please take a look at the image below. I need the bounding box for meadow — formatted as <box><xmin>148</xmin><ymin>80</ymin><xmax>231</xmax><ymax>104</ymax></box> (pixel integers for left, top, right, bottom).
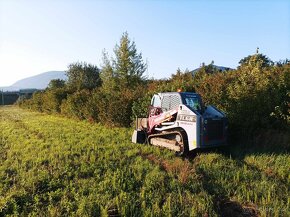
<box><xmin>0</xmin><ymin>106</ymin><xmax>289</xmax><ymax>216</ymax></box>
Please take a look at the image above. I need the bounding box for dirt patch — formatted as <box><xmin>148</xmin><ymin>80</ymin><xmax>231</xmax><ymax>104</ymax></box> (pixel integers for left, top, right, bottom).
<box><xmin>141</xmin><ymin>153</ymin><xmax>196</xmax><ymax>184</ymax></box>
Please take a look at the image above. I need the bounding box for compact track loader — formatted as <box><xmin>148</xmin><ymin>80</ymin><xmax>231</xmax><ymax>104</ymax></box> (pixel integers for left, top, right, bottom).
<box><xmin>132</xmin><ymin>92</ymin><xmax>228</xmax><ymax>155</ymax></box>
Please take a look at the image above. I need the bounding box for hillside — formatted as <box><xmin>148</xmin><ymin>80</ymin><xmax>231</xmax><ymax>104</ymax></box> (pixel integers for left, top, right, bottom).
<box><xmin>1</xmin><ymin>71</ymin><xmax>66</xmax><ymax>91</ymax></box>
<box><xmin>0</xmin><ymin>106</ymin><xmax>289</xmax><ymax>216</ymax></box>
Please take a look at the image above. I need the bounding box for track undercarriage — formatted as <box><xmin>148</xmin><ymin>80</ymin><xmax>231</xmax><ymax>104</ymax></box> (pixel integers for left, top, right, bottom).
<box><xmin>148</xmin><ymin>130</ymin><xmax>188</xmax><ymax>155</ymax></box>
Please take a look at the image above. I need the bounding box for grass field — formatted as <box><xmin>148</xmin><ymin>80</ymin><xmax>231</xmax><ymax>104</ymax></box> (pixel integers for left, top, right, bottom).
<box><xmin>0</xmin><ymin>106</ymin><xmax>289</xmax><ymax>216</ymax></box>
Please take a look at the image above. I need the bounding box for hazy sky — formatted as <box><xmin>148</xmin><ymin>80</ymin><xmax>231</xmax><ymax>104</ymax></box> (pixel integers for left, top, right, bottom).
<box><xmin>0</xmin><ymin>0</ymin><xmax>289</xmax><ymax>86</ymax></box>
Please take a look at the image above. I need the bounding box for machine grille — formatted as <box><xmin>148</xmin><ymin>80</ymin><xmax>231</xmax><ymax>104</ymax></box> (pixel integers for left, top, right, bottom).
<box><xmin>207</xmin><ymin>119</ymin><xmax>223</xmax><ymax>140</ymax></box>
<box><xmin>161</xmin><ymin>95</ymin><xmax>181</xmax><ymax>111</ymax></box>
<box><xmin>170</xmin><ymin>95</ymin><xmax>181</xmax><ymax>109</ymax></box>
<box><xmin>161</xmin><ymin>96</ymin><xmax>170</xmax><ymax>111</ymax></box>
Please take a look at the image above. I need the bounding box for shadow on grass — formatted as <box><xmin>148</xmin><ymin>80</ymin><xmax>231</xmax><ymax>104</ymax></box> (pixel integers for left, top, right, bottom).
<box><xmin>183</xmin><ymin>129</ymin><xmax>288</xmax><ymax>166</ymax></box>
<box><xmin>185</xmin><ymin>130</ymin><xmax>289</xmax><ymax>217</ymax></box>
<box><xmin>197</xmin><ymin>166</ymin><xmax>259</xmax><ymax>217</ymax></box>
<box><xmin>183</xmin><ymin>147</ymin><xmax>260</xmax><ymax>216</ymax></box>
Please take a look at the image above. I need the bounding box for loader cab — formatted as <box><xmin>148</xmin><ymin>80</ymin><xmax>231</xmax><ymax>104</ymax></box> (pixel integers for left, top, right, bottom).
<box><xmin>150</xmin><ymin>92</ymin><xmax>203</xmax><ymax>114</ymax></box>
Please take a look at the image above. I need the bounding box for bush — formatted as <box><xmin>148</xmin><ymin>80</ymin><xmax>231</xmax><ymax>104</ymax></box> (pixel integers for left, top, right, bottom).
<box><xmin>194</xmin><ymin>56</ymin><xmax>289</xmax><ymax>138</ymax></box>
<box><xmin>18</xmin><ymin>91</ymin><xmax>44</xmax><ymax>112</ymax></box>
<box><xmin>61</xmin><ymin>89</ymin><xmax>97</xmax><ymax>120</ymax></box>
<box><xmin>42</xmin><ymin>88</ymin><xmax>68</xmax><ymax>114</ymax></box>
<box><xmin>96</xmin><ymin>87</ymin><xmax>144</xmax><ymax>127</ymax></box>
<box><xmin>132</xmin><ymin>93</ymin><xmax>152</xmax><ymax>119</ymax></box>
<box><xmin>18</xmin><ymin>52</ymin><xmax>289</xmax><ymax>141</ymax></box>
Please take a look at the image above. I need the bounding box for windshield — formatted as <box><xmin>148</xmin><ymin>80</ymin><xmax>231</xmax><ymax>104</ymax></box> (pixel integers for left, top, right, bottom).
<box><xmin>183</xmin><ymin>95</ymin><xmax>202</xmax><ymax>112</ymax></box>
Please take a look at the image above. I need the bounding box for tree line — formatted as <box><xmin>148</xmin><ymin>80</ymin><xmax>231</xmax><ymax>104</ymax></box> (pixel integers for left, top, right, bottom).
<box><xmin>18</xmin><ymin>32</ymin><xmax>289</xmax><ymax>140</ymax></box>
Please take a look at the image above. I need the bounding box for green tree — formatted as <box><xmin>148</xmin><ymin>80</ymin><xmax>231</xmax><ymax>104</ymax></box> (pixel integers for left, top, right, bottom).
<box><xmin>66</xmin><ymin>62</ymin><xmax>101</xmax><ymax>91</ymax></box>
<box><xmin>47</xmin><ymin>79</ymin><xmax>66</xmax><ymax>90</ymax></box>
<box><xmin>238</xmin><ymin>53</ymin><xmax>273</xmax><ymax>69</ymax></box>
<box><xmin>61</xmin><ymin>89</ymin><xmax>95</xmax><ymax>120</ymax></box>
<box><xmin>100</xmin><ymin>50</ymin><xmax>116</xmax><ymax>93</ymax></box>
<box><xmin>42</xmin><ymin>89</ymin><xmax>68</xmax><ymax>113</ymax></box>
<box><xmin>193</xmin><ymin>62</ymin><xmax>221</xmax><ymax>91</ymax></box>
<box><xmin>97</xmin><ymin>32</ymin><xmax>147</xmax><ymax>126</ymax></box>
<box><xmin>169</xmin><ymin>68</ymin><xmax>194</xmax><ymax>92</ymax></box>
<box><xmin>112</xmin><ymin>32</ymin><xmax>147</xmax><ymax>89</ymax></box>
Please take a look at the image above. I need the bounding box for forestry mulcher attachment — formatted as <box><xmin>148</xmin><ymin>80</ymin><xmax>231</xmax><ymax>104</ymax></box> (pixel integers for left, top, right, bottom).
<box><xmin>132</xmin><ymin>92</ymin><xmax>228</xmax><ymax>155</ymax></box>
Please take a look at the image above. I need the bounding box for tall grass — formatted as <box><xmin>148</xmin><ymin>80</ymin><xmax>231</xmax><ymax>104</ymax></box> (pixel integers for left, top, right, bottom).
<box><xmin>0</xmin><ymin>106</ymin><xmax>289</xmax><ymax>216</ymax></box>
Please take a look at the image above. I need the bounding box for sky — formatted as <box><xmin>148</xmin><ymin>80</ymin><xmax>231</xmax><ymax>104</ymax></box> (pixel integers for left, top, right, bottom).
<box><xmin>0</xmin><ymin>0</ymin><xmax>289</xmax><ymax>86</ymax></box>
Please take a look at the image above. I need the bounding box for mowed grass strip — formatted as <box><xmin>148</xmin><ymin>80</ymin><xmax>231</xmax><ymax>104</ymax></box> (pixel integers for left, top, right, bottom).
<box><xmin>0</xmin><ymin>106</ymin><xmax>289</xmax><ymax>216</ymax></box>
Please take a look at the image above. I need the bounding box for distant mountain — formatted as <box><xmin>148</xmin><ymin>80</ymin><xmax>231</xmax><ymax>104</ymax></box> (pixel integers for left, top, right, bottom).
<box><xmin>1</xmin><ymin>71</ymin><xmax>67</xmax><ymax>91</ymax></box>
<box><xmin>191</xmin><ymin>65</ymin><xmax>233</xmax><ymax>75</ymax></box>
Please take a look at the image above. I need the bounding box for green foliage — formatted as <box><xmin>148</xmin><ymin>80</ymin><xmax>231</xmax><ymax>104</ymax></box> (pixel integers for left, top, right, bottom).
<box><xmin>66</xmin><ymin>62</ymin><xmax>101</xmax><ymax>91</ymax></box>
<box><xmin>96</xmin><ymin>87</ymin><xmax>145</xmax><ymax>127</ymax></box>
<box><xmin>193</xmin><ymin>62</ymin><xmax>223</xmax><ymax>90</ymax></box>
<box><xmin>42</xmin><ymin>88</ymin><xmax>68</xmax><ymax>113</ymax></box>
<box><xmin>18</xmin><ymin>91</ymin><xmax>44</xmax><ymax>112</ymax></box>
<box><xmin>164</xmin><ymin>69</ymin><xmax>195</xmax><ymax>92</ymax></box>
<box><xmin>132</xmin><ymin>93</ymin><xmax>152</xmax><ymax>119</ymax></box>
<box><xmin>0</xmin><ymin>107</ymin><xmax>289</xmax><ymax>216</ymax></box>
<box><xmin>193</xmin><ymin>57</ymin><xmax>289</xmax><ymax>138</ymax></box>
<box><xmin>100</xmin><ymin>32</ymin><xmax>147</xmax><ymax>91</ymax></box>
<box><xmin>19</xmin><ymin>33</ymin><xmax>148</xmax><ymax>127</ymax></box>
<box><xmin>19</xmin><ymin>46</ymin><xmax>289</xmax><ymax>138</ymax></box>
<box><xmin>47</xmin><ymin>79</ymin><xmax>66</xmax><ymax>90</ymax></box>
<box><xmin>19</xmin><ymin>88</ymin><xmax>69</xmax><ymax>114</ymax></box>
<box><xmin>112</xmin><ymin>32</ymin><xmax>147</xmax><ymax>89</ymax></box>
<box><xmin>61</xmin><ymin>89</ymin><xmax>97</xmax><ymax>120</ymax></box>
<box><xmin>269</xmin><ymin>63</ymin><xmax>290</xmax><ymax>125</ymax></box>
<box><xmin>238</xmin><ymin>53</ymin><xmax>274</xmax><ymax>69</ymax></box>
<box><xmin>96</xmin><ymin>32</ymin><xmax>148</xmax><ymax>126</ymax></box>
<box><xmin>100</xmin><ymin>50</ymin><xmax>116</xmax><ymax>93</ymax></box>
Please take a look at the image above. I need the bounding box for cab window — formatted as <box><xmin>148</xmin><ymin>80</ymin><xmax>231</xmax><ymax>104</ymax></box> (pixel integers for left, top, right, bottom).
<box><xmin>184</xmin><ymin>95</ymin><xmax>201</xmax><ymax>112</ymax></box>
<box><xmin>151</xmin><ymin>95</ymin><xmax>161</xmax><ymax>107</ymax></box>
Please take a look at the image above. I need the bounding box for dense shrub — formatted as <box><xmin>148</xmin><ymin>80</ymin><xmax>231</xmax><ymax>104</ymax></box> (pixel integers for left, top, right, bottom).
<box><xmin>97</xmin><ymin>87</ymin><xmax>146</xmax><ymax>127</ymax></box>
<box><xmin>61</xmin><ymin>89</ymin><xmax>97</xmax><ymax>120</ymax></box>
<box><xmin>19</xmin><ymin>50</ymin><xmax>289</xmax><ymax>140</ymax></box>
<box><xmin>132</xmin><ymin>56</ymin><xmax>289</xmax><ymax>139</ymax></box>
<box><xmin>19</xmin><ymin>88</ymin><xmax>69</xmax><ymax>114</ymax></box>
<box><xmin>66</xmin><ymin>62</ymin><xmax>101</xmax><ymax>91</ymax></box>
<box><xmin>132</xmin><ymin>93</ymin><xmax>152</xmax><ymax>119</ymax></box>
<box><xmin>194</xmin><ymin>56</ymin><xmax>289</xmax><ymax>138</ymax></box>
<box><xmin>42</xmin><ymin>88</ymin><xmax>69</xmax><ymax>113</ymax></box>
<box><xmin>18</xmin><ymin>91</ymin><xmax>44</xmax><ymax>112</ymax></box>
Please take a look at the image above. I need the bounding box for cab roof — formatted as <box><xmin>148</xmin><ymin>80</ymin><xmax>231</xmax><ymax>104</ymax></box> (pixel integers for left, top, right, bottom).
<box><xmin>158</xmin><ymin>92</ymin><xmax>200</xmax><ymax>97</ymax></box>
